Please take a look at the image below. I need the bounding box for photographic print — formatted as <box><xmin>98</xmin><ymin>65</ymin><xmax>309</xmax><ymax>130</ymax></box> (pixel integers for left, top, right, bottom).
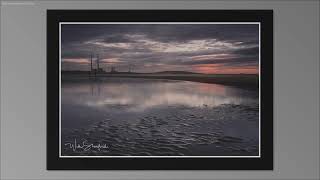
<box><xmin>47</xmin><ymin>10</ymin><xmax>273</xmax><ymax>170</ymax></box>
<box><xmin>61</xmin><ymin>23</ymin><xmax>260</xmax><ymax>157</ymax></box>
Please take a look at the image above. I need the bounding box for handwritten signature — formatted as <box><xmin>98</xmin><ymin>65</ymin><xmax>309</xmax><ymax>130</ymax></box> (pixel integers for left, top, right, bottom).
<box><xmin>64</xmin><ymin>139</ymin><xmax>109</xmax><ymax>152</ymax></box>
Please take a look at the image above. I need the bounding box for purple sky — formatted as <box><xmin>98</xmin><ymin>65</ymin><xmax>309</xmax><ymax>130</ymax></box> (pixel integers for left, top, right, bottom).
<box><xmin>61</xmin><ymin>24</ymin><xmax>259</xmax><ymax>74</ymax></box>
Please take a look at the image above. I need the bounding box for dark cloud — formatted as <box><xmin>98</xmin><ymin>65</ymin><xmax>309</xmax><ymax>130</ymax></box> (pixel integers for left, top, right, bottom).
<box><xmin>143</xmin><ymin>24</ymin><xmax>258</xmax><ymax>43</ymax></box>
<box><xmin>101</xmin><ymin>34</ymin><xmax>136</xmax><ymax>44</ymax></box>
<box><xmin>176</xmin><ymin>57</ymin><xmax>257</xmax><ymax>66</ymax></box>
<box><xmin>61</xmin><ymin>24</ymin><xmax>258</xmax><ymax>44</ymax></box>
<box><xmin>233</xmin><ymin>46</ymin><xmax>259</xmax><ymax>56</ymax></box>
<box><xmin>61</xmin><ymin>24</ymin><xmax>259</xmax><ymax>73</ymax></box>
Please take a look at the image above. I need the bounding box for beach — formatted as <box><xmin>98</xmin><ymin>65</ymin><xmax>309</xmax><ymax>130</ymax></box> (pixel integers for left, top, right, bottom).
<box><xmin>61</xmin><ymin>77</ymin><xmax>259</xmax><ymax>156</ymax></box>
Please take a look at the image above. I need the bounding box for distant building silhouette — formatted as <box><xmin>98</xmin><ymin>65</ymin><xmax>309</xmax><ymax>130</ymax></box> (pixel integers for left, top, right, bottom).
<box><xmin>97</xmin><ymin>54</ymin><xmax>100</xmax><ymax>70</ymax></box>
<box><xmin>89</xmin><ymin>52</ymin><xmax>105</xmax><ymax>75</ymax></box>
<box><xmin>128</xmin><ymin>64</ymin><xmax>132</xmax><ymax>73</ymax></box>
<box><xmin>97</xmin><ymin>68</ymin><xmax>104</xmax><ymax>73</ymax></box>
<box><xmin>110</xmin><ymin>67</ymin><xmax>117</xmax><ymax>73</ymax></box>
<box><xmin>90</xmin><ymin>52</ymin><xmax>93</xmax><ymax>72</ymax></box>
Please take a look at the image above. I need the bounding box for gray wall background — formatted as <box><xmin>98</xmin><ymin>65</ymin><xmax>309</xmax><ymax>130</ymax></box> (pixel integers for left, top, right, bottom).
<box><xmin>0</xmin><ymin>0</ymin><xmax>319</xmax><ymax>179</ymax></box>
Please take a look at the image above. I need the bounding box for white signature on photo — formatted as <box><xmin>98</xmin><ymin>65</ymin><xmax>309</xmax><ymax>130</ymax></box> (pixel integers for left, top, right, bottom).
<box><xmin>64</xmin><ymin>139</ymin><xmax>109</xmax><ymax>152</ymax></box>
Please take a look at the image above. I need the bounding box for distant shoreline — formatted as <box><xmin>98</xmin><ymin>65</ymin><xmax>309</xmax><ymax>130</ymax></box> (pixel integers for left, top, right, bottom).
<box><xmin>61</xmin><ymin>72</ymin><xmax>258</xmax><ymax>90</ymax></box>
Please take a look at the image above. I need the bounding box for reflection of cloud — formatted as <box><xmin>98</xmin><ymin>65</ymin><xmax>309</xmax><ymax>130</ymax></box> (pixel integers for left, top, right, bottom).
<box><xmin>87</xmin><ymin>97</ymin><xmax>133</xmax><ymax>106</ymax></box>
<box><xmin>85</xmin><ymin>92</ymin><xmax>242</xmax><ymax>112</ymax></box>
<box><xmin>62</xmin><ymin>80</ymin><xmax>256</xmax><ymax>112</ymax></box>
<box><xmin>132</xmin><ymin>93</ymin><xmax>242</xmax><ymax>112</ymax></box>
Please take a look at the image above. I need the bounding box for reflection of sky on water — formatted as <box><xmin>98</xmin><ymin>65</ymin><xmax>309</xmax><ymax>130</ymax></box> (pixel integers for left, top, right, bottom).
<box><xmin>62</xmin><ymin>78</ymin><xmax>258</xmax><ymax>112</ymax></box>
<box><xmin>61</xmin><ymin>78</ymin><xmax>259</xmax><ymax>155</ymax></box>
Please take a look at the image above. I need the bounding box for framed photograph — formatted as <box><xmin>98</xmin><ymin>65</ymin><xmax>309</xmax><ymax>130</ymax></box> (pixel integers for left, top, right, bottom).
<box><xmin>47</xmin><ymin>10</ymin><xmax>273</xmax><ymax>170</ymax></box>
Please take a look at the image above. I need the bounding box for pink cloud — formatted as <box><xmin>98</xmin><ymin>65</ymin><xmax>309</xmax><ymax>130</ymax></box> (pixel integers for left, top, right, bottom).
<box><xmin>62</xmin><ymin>58</ymin><xmax>90</xmax><ymax>64</ymax></box>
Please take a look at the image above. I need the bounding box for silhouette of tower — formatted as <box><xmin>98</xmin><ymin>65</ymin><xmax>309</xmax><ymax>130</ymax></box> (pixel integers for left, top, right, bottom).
<box><xmin>90</xmin><ymin>52</ymin><xmax>93</xmax><ymax>72</ymax></box>
<box><xmin>97</xmin><ymin>54</ymin><xmax>100</xmax><ymax>71</ymax></box>
<box><xmin>111</xmin><ymin>66</ymin><xmax>116</xmax><ymax>73</ymax></box>
<box><xmin>128</xmin><ymin>64</ymin><xmax>131</xmax><ymax>73</ymax></box>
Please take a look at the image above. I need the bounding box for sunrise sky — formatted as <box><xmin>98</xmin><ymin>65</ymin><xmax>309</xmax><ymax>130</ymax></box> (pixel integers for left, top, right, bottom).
<box><xmin>61</xmin><ymin>24</ymin><xmax>259</xmax><ymax>74</ymax></box>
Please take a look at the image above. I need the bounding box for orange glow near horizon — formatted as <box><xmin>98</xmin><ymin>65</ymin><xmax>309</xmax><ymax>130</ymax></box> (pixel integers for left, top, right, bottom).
<box><xmin>193</xmin><ymin>64</ymin><xmax>258</xmax><ymax>74</ymax></box>
<box><xmin>62</xmin><ymin>58</ymin><xmax>259</xmax><ymax>74</ymax></box>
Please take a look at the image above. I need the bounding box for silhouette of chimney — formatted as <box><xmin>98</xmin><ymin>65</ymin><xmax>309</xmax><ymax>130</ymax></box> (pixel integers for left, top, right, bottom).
<box><xmin>90</xmin><ymin>52</ymin><xmax>93</xmax><ymax>72</ymax></box>
<box><xmin>97</xmin><ymin>54</ymin><xmax>100</xmax><ymax>70</ymax></box>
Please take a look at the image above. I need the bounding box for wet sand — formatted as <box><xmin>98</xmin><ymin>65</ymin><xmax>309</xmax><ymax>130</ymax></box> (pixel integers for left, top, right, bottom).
<box><xmin>62</xmin><ymin>103</ymin><xmax>259</xmax><ymax>156</ymax></box>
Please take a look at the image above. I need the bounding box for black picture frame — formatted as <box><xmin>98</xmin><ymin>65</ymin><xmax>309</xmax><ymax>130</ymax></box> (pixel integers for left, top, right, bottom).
<box><xmin>47</xmin><ymin>10</ymin><xmax>273</xmax><ymax>170</ymax></box>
